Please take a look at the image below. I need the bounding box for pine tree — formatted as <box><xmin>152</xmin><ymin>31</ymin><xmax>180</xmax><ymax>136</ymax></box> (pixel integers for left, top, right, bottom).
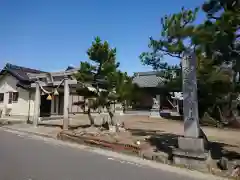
<box><xmin>140</xmin><ymin>4</ymin><xmax>235</xmax><ymax>124</ymax></box>
<box><xmin>75</xmin><ymin>37</ymin><xmax>135</xmax><ymax>127</ymax></box>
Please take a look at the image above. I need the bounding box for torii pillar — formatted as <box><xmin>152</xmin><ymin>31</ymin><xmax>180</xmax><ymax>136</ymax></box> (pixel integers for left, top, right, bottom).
<box><xmin>63</xmin><ymin>76</ymin><xmax>69</xmax><ymax>130</ymax></box>
<box><xmin>33</xmin><ymin>82</ymin><xmax>40</xmax><ymax>126</ymax></box>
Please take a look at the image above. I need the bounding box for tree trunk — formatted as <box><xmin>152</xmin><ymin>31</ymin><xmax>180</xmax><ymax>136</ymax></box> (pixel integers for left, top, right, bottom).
<box><xmin>122</xmin><ymin>100</ymin><xmax>127</xmax><ymax>113</ymax></box>
<box><xmin>227</xmin><ymin>68</ymin><xmax>237</xmax><ymax>121</ymax></box>
<box><xmin>83</xmin><ymin>97</ymin><xmax>86</xmax><ymax>113</ymax></box>
<box><xmin>107</xmin><ymin>105</ymin><xmax>117</xmax><ymax>126</ymax></box>
<box><xmin>106</xmin><ymin>106</ymin><xmax>119</xmax><ymax>133</ymax></box>
<box><xmin>87</xmin><ymin>108</ymin><xmax>94</xmax><ymax>126</ymax></box>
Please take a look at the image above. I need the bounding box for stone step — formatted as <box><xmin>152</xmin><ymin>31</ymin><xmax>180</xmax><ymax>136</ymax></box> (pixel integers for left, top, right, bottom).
<box><xmin>0</xmin><ymin>117</ymin><xmax>27</xmax><ymax>124</ymax></box>
<box><xmin>0</xmin><ymin>115</ymin><xmax>28</xmax><ymax>120</ymax></box>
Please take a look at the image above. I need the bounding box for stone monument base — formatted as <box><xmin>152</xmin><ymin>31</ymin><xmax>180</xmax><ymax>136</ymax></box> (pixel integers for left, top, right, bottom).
<box><xmin>115</xmin><ymin>110</ymin><xmax>124</xmax><ymax>116</ymax></box>
<box><xmin>150</xmin><ymin>109</ymin><xmax>161</xmax><ymax>118</ymax></box>
<box><xmin>172</xmin><ymin>137</ymin><xmax>208</xmax><ymax>171</ymax></box>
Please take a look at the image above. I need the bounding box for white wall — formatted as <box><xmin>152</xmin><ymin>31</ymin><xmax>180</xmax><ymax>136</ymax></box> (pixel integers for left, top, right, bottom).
<box><xmin>0</xmin><ymin>74</ymin><xmax>35</xmax><ymax>117</ymax></box>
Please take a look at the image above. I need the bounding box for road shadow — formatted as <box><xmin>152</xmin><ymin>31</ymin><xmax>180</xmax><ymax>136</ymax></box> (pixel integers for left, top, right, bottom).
<box><xmin>128</xmin><ymin>128</ymin><xmax>178</xmax><ymax>154</ymax></box>
<box><xmin>38</xmin><ymin>123</ymin><xmax>62</xmax><ymax>128</ymax></box>
<box><xmin>147</xmin><ymin>133</ymin><xmax>179</xmax><ymax>153</ymax></box>
<box><xmin>128</xmin><ymin>128</ymin><xmax>164</xmax><ymax>137</ymax></box>
<box><xmin>38</xmin><ymin>123</ymin><xmax>98</xmax><ymax>130</ymax></box>
<box><xmin>209</xmin><ymin>141</ymin><xmax>240</xmax><ymax>160</ymax></box>
<box><xmin>128</xmin><ymin>128</ymin><xmax>240</xmax><ymax>161</ymax></box>
<box><xmin>161</xmin><ymin>114</ymin><xmax>183</xmax><ymax>121</ymax></box>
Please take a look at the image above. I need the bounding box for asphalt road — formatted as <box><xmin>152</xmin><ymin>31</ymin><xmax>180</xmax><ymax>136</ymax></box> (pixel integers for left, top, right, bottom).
<box><xmin>0</xmin><ymin>129</ymin><xmax>211</xmax><ymax>180</ymax></box>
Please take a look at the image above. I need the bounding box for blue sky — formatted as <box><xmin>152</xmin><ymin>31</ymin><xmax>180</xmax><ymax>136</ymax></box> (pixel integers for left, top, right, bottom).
<box><xmin>0</xmin><ymin>0</ymin><xmax>205</xmax><ymax>75</ymax></box>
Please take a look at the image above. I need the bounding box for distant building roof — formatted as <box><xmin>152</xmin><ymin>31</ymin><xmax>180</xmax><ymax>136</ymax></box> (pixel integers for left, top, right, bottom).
<box><xmin>132</xmin><ymin>71</ymin><xmax>165</xmax><ymax>88</ymax></box>
<box><xmin>65</xmin><ymin>65</ymin><xmax>76</xmax><ymax>71</ymax></box>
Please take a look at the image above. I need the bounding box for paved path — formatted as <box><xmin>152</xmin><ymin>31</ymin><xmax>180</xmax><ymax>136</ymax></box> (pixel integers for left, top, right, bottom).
<box><xmin>0</xmin><ymin>129</ymin><xmax>221</xmax><ymax>180</ymax></box>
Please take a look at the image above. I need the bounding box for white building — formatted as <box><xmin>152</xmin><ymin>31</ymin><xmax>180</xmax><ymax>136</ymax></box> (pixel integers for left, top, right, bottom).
<box><xmin>0</xmin><ymin>63</ymin><xmax>84</xmax><ymax>124</ymax></box>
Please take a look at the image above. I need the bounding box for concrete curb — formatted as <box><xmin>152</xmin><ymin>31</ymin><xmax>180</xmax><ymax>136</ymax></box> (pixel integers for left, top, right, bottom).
<box><xmin>1</xmin><ymin>126</ymin><xmax>57</xmax><ymax>139</ymax></box>
<box><xmin>58</xmin><ymin>131</ymin><xmax>142</xmax><ymax>155</ymax></box>
<box><xmin>0</xmin><ymin>120</ymin><xmax>25</xmax><ymax>126</ymax></box>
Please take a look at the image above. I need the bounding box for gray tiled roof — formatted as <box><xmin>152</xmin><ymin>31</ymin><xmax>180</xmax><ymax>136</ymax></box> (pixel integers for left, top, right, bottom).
<box><xmin>132</xmin><ymin>71</ymin><xmax>165</xmax><ymax>88</ymax></box>
<box><xmin>2</xmin><ymin>63</ymin><xmax>45</xmax><ymax>82</ymax></box>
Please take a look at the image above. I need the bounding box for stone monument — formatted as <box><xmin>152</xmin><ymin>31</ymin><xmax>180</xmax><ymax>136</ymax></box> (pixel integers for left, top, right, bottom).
<box><xmin>172</xmin><ymin>51</ymin><xmax>208</xmax><ymax>170</ymax></box>
<box><xmin>152</xmin><ymin>98</ymin><xmax>160</xmax><ymax>109</ymax></box>
<box><xmin>150</xmin><ymin>95</ymin><xmax>161</xmax><ymax>117</ymax></box>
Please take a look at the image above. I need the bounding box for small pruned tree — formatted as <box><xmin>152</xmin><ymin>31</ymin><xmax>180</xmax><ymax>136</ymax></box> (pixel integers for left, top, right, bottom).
<box><xmin>75</xmin><ymin>37</ymin><xmax>120</xmax><ymax>127</ymax></box>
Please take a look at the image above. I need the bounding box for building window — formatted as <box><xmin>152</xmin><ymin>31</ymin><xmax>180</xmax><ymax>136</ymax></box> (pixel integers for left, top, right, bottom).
<box><xmin>9</xmin><ymin>92</ymin><xmax>19</xmax><ymax>104</ymax></box>
<box><xmin>0</xmin><ymin>93</ymin><xmax>4</xmax><ymax>103</ymax></box>
<box><xmin>13</xmin><ymin>92</ymin><xmax>19</xmax><ymax>102</ymax></box>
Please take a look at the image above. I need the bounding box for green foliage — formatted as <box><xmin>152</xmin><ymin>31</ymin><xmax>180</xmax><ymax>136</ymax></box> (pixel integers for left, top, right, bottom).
<box><xmin>200</xmin><ymin>0</ymin><xmax>240</xmax><ymax>121</ymax></box>
<box><xmin>75</xmin><ymin>86</ymin><xmax>97</xmax><ymax>98</ymax></box>
<box><xmin>140</xmin><ymin>7</ymin><xmax>198</xmax><ymax>70</ymax></box>
<box><xmin>74</xmin><ymin>37</ymin><xmax>119</xmax><ymax>109</ymax></box>
<box><xmin>75</xmin><ymin>36</ymin><xmax>119</xmax><ymax>87</ymax></box>
<box><xmin>140</xmin><ymin>1</ymin><xmax>240</xmax><ymax>124</ymax></box>
<box><xmin>75</xmin><ymin>37</ymin><xmax>136</xmax><ymax>114</ymax></box>
<box><xmin>195</xmin><ymin>0</ymin><xmax>240</xmax><ymax>67</ymax></box>
<box><xmin>74</xmin><ymin>62</ymin><xmax>96</xmax><ymax>83</ymax></box>
<box><xmin>114</xmin><ymin>71</ymin><xmax>132</xmax><ymax>101</ymax></box>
